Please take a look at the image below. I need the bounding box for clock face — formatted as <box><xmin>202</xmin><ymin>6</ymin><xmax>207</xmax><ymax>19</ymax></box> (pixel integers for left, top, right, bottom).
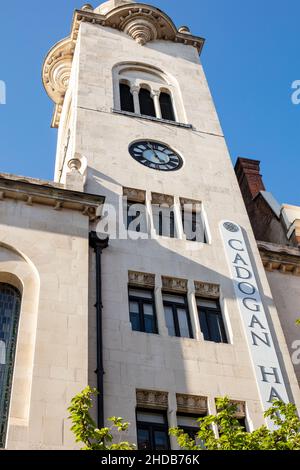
<box><xmin>129</xmin><ymin>140</ymin><xmax>183</xmax><ymax>171</ymax></box>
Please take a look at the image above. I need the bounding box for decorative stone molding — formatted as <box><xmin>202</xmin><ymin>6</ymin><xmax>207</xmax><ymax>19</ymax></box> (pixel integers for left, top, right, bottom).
<box><xmin>123</xmin><ymin>187</ymin><xmax>146</xmax><ymax>203</ymax></box>
<box><xmin>258</xmin><ymin>241</ymin><xmax>300</xmax><ymax>276</ymax></box>
<box><xmin>162</xmin><ymin>276</ymin><xmax>188</xmax><ymax>294</ymax></box>
<box><xmin>152</xmin><ymin>192</ymin><xmax>174</xmax><ymax>207</ymax></box>
<box><xmin>136</xmin><ymin>389</ymin><xmax>168</xmax><ymax>410</ymax></box>
<box><xmin>42</xmin><ymin>38</ymin><xmax>75</xmax><ymax>128</ymax></box>
<box><xmin>128</xmin><ymin>271</ymin><xmax>155</xmax><ymax>288</ymax></box>
<box><xmin>194</xmin><ymin>281</ymin><xmax>220</xmax><ymax>299</ymax></box>
<box><xmin>43</xmin><ymin>4</ymin><xmax>205</xmax><ymax>127</ymax></box>
<box><xmin>231</xmin><ymin>401</ymin><xmax>246</xmax><ymax>418</ymax></box>
<box><xmin>215</xmin><ymin>399</ymin><xmax>246</xmax><ymax>418</ymax></box>
<box><xmin>123</xmin><ymin>17</ymin><xmax>158</xmax><ymax>46</ymax></box>
<box><xmin>176</xmin><ymin>394</ymin><xmax>208</xmax><ymax>415</ymax></box>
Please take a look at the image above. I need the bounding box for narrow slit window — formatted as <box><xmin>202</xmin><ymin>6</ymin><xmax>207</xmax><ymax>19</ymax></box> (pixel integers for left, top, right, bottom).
<box><xmin>120</xmin><ymin>83</ymin><xmax>134</xmax><ymax>113</ymax></box>
<box><xmin>139</xmin><ymin>88</ymin><xmax>156</xmax><ymax>117</ymax></box>
<box><xmin>159</xmin><ymin>92</ymin><xmax>175</xmax><ymax>121</ymax></box>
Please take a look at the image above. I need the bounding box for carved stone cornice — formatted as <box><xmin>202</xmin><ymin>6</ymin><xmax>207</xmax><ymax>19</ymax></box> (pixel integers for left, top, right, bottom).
<box><xmin>136</xmin><ymin>389</ymin><xmax>168</xmax><ymax>410</ymax></box>
<box><xmin>216</xmin><ymin>399</ymin><xmax>246</xmax><ymax>418</ymax></box>
<box><xmin>258</xmin><ymin>241</ymin><xmax>300</xmax><ymax>276</ymax></box>
<box><xmin>162</xmin><ymin>276</ymin><xmax>188</xmax><ymax>293</ymax></box>
<box><xmin>128</xmin><ymin>271</ymin><xmax>155</xmax><ymax>288</ymax></box>
<box><xmin>231</xmin><ymin>400</ymin><xmax>246</xmax><ymax>418</ymax></box>
<box><xmin>194</xmin><ymin>281</ymin><xmax>220</xmax><ymax>299</ymax></box>
<box><xmin>43</xmin><ymin>4</ymin><xmax>205</xmax><ymax>127</ymax></box>
<box><xmin>0</xmin><ymin>173</ymin><xmax>104</xmax><ymax>221</ymax></box>
<box><xmin>123</xmin><ymin>187</ymin><xmax>146</xmax><ymax>203</ymax></box>
<box><xmin>176</xmin><ymin>394</ymin><xmax>208</xmax><ymax>414</ymax></box>
<box><xmin>152</xmin><ymin>192</ymin><xmax>174</xmax><ymax>207</ymax></box>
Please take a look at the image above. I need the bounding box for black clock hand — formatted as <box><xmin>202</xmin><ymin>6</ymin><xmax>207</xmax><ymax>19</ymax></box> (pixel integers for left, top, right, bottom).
<box><xmin>147</xmin><ymin>143</ymin><xmax>165</xmax><ymax>163</ymax></box>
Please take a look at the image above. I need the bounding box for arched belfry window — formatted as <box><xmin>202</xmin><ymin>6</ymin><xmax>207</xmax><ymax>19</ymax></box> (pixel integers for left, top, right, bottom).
<box><xmin>0</xmin><ymin>284</ymin><xmax>21</xmax><ymax>448</ymax></box>
<box><xmin>159</xmin><ymin>92</ymin><xmax>175</xmax><ymax>122</ymax></box>
<box><xmin>139</xmin><ymin>88</ymin><xmax>156</xmax><ymax>118</ymax></box>
<box><xmin>120</xmin><ymin>83</ymin><xmax>134</xmax><ymax>113</ymax></box>
<box><xmin>114</xmin><ymin>63</ymin><xmax>182</xmax><ymax>123</ymax></box>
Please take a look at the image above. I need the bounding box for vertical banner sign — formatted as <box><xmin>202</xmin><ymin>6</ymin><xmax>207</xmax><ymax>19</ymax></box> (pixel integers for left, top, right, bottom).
<box><xmin>220</xmin><ymin>221</ymin><xmax>290</xmax><ymax>429</ymax></box>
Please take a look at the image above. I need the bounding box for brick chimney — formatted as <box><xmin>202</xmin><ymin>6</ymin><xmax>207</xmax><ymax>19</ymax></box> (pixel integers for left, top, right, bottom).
<box><xmin>235</xmin><ymin>158</ymin><xmax>265</xmax><ymax>206</ymax></box>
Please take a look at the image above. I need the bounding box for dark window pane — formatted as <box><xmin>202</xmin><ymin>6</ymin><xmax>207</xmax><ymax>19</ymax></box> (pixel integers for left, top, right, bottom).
<box><xmin>198</xmin><ymin>301</ymin><xmax>228</xmax><ymax>344</ymax></box>
<box><xmin>164</xmin><ymin>306</ymin><xmax>176</xmax><ymax>337</ymax></box>
<box><xmin>130</xmin><ymin>312</ymin><xmax>141</xmax><ymax>332</ymax></box>
<box><xmin>129</xmin><ymin>291</ymin><xmax>157</xmax><ymax>334</ymax></box>
<box><xmin>154</xmin><ymin>430</ymin><xmax>169</xmax><ymax>450</ymax></box>
<box><xmin>207</xmin><ymin>313</ymin><xmax>223</xmax><ymax>343</ymax></box>
<box><xmin>127</xmin><ymin>202</ymin><xmax>147</xmax><ymax>233</ymax></box>
<box><xmin>0</xmin><ymin>284</ymin><xmax>21</xmax><ymax>448</ymax></box>
<box><xmin>137</xmin><ymin>428</ymin><xmax>151</xmax><ymax>450</ymax></box>
<box><xmin>159</xmin><ymin>92</ymin><xmax>175</xmax><ymax>121</ymax></box>
<box><xmin>139</xmin><ymin>88</ymin><xmax>156</xmax><ymax>117</ymax></box>
<box><xmin>120</xmin><ymin>83</ymin><xmax>134</xmax><ymax>113</ymax></box>
<box><xmin>199</xmin><ymin>310</ymin><xmax>210</xmax><ymax>341</ymax></box>
<box><xmin>177</xmin><ymin>308</ymin><xmax>190</xmax><ymax>338</ymax></box>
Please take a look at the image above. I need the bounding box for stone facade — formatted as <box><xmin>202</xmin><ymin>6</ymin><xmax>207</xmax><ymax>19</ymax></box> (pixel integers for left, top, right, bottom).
<box><xmin>0</xmin><ymin>0</ymin><xmax>299</xmax><ymax>450</ymax></box>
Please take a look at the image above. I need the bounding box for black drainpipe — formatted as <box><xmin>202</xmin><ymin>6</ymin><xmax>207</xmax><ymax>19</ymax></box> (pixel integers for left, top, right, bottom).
<box><xmin>89</xmin><ymin>232</ymin><xmax>109</xmax><ymax>428</ymax></box>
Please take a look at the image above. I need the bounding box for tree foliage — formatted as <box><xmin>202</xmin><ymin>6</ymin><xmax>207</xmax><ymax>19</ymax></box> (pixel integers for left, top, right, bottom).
<box><xmin>68</xmin><ymin>387</ymin><xmax>135</xmax><ymax>450</ymax></box>
<box><xmin>170</xmin><ymin>397</ymin><xmax>300</xmax><ymax>450</ymax></box>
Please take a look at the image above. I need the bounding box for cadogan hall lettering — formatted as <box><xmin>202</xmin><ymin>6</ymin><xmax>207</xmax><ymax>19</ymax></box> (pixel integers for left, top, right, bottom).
<box><xmin>220</xmin><ymin>221</ymin><xmax>290</xmax><ymax>429</ymax></box>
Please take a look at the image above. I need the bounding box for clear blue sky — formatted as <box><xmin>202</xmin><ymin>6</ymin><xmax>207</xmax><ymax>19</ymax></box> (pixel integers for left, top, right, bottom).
<box><xmin>0</xmin><ymin>0</ymin><xmax>299</xmax><ymax>205</ymax></box>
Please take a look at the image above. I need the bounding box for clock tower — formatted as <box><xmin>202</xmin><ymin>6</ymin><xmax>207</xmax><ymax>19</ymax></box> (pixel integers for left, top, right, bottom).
<box><xmin>43</xmin><ymin>0</ymin><xmax>300</xmax><ymax>449</ymax></box>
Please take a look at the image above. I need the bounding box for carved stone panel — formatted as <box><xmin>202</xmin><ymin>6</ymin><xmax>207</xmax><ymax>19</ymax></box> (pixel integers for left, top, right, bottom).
<box><xmin>176</xmin><ymin>394</ymin><xmax>208</xmax><ymax>414</ymax></box>
<box><xmin>162</xmin><ymin>276</ymin><xmax>188</xmax><ymax>294</ymax></box>
<box><xmin>128</xmin><ymin>271</ymin><xmax>155</xmax><ymax>288</ymax></box>
<box><xmin>123</xmin><ymin>187</ymin><xmax>146</xmax><ymax>203</ymax></box>
<box><xmin>136</xmin><ymin>389</ymin><xmax>168</xmax><ymax>410</ymax></box>
<box><xmin>194</xmin><ymin>281</ymin><xmax>220</xmax><ymax>299</ymax></box>
<box><xmin>152</xmin><ymin>193</ymin><xmax>174</xmax><ymax>207</ymax></box>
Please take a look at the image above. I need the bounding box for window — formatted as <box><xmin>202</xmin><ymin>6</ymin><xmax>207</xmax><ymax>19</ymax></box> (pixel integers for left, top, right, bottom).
<box><xmin>120</xmin><ymin>83</ymin><xmax>134</xmax><ymax>113</ymax></box>
<box><xmin>126</xmin><ymin>201</ymin><xmax>147</xmax><ymax>233</ymax></box>
<box><xmin>159</xmin><ymin>92</ymin><xmax>175</xmax><ymax>121</ymax></box>
<box><xmin>197</xmin><ymin>299</ymin><xmax>227</xmax><ymax>344</ymax></box>
<box><xmin>177</xmin><ymin>414</ymin><xmax>206</xmax><ymax>447</ymax></box>
<box><xmin>0</xmin><ymin>284</ymin><xmax>21</xmax><ymax>448</ymax></box>
<box><xmin>129</xmin><ymin>288</ymin><xmax>157</xmax><ymax>334</ymax></box>
<box><xmin>137</xmin><ymin>411</ymin><xmax>170</xmax><ymax>450</ymax></box>
<box><xmin>152</xmin><ymin>205</ymin><xmax>176</xmax><ymax>238</ymax></box>
<box><xmin>163</xmin><ymin>293</ymin><xmax>193</xmax><ymax>339</ymax></box>
<box><xmin>139</xmin><ymin>88</ymin><xmax>156</xmax><ymax>117</ymax></box>
<box><xmin>181</xmin><ymin>201</ymin><xmax>207</xmax><ymax>243</ymax></box>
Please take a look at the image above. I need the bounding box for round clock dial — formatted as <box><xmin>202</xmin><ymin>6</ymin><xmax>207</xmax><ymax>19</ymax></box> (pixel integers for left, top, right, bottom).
<box><xmin>129</xmin><ymin>140</ymin><xmax>183</xmax><ymax>171</ymax></box>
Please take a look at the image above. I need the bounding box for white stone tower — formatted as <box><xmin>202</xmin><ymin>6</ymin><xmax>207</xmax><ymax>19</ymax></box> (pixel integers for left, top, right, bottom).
<box><xmin>41</xmin><ymin>0</ymin><xmax>300</xmax><ymax>449</ymax></box>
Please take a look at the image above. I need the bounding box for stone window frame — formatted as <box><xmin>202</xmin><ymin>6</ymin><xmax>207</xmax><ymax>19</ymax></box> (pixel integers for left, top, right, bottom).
<box><xmin>112</xmin><ymin>63</ymin><xmax>186</xmax><ymax>124</ymax></box>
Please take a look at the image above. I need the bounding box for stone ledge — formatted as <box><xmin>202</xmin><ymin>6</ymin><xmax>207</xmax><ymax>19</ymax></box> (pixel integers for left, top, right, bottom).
<box><xmin>0</xmin><ymin>173</ymin><xmax>104</xmax><ymax>221</ymax></box>
<box><xmin>258</xmin><ymin>240</ymin><xmax>300</xmax><ymax>276</ymax></box>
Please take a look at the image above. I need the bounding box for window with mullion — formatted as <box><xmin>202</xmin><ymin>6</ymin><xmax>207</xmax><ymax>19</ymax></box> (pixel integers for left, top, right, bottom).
<box><xmin>129</xmin><ymin>289</ymin><xmax>157</xmax><ymax>335</ymax></box>
<box><xmin>197</xmin><ymin>299</ymin><xmax>227</xmax><ymax>344</ymax></box>
<box><xmin>163</xmin><ymin>294</ymin><xmax>193</xmax><ymax>339</ymax></box>
<box><xmin>137</xmin><ymin>411</ymin><xmax>170</xmax><ymax>450</ymax></box>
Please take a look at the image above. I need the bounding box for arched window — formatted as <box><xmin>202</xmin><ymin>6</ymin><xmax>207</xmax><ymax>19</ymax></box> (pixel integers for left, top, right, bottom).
<box><xmin>0</xmin><ymin>284</ymin><xmax>21</xmax><ymax>448</ymax></box>
<box><xmin>159</xmin><ymin>92</ymin><xmax>175</xmax><ymax>122</ymax></box>
<box><xmin>139</xmin><ymin>88</ymin><xmax>156</xmax><ymax>118</ymax></box>
<box><xmin>120</xmin><ymin>83</ymin><xmax>134</xmax><ymax>113</ymax></box>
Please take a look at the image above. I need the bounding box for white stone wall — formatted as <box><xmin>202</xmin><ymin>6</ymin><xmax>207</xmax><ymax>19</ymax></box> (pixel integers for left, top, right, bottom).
<box><xmin>0</xmin><ymin>200</ymin><xmax>90</xmax><ymax>449</ymax></box>
<box><xmin>64</xmin><ymin>21</ymin><xmax>300</xmax><ymax>447</ymax></box>
<box><xmin>266</xmin><ymin>271</ymin><xmax>300</xmax><ymax>385</ymax></box>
